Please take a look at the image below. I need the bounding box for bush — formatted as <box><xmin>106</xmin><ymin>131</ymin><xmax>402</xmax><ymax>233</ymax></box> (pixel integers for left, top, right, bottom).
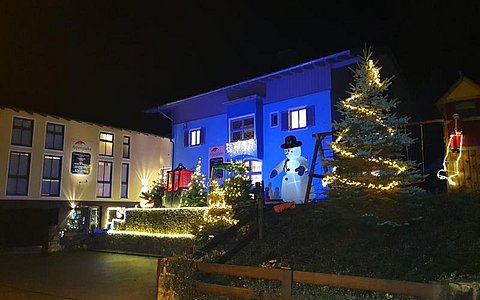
<box><xmin>115</xmin><ymin>208</ymin><xmax>208</xmax><ymax>235</ymax></box>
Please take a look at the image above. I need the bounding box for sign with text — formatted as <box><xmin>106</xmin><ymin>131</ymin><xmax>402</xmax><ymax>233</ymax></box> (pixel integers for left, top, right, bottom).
<box><xmin>71</xmin><ymin>140</ymin><xmax>93</xmax><ymax>175</ymax></box>
<box><xmin>71</xmin><ymin>152</ymin><xmax>91</xmax><ymax>174</ymax></box>
<box><xmin>208</xmin><ymin>145</ymin><xmax>225</xmax><ymax>180</ymax></box>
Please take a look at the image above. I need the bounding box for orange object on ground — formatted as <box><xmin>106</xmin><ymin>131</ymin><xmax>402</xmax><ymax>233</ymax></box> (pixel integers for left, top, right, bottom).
<box><xmin>273</xmin><ymin>202</ymin><xmax>296</xmax><ymax>213</ymax></box>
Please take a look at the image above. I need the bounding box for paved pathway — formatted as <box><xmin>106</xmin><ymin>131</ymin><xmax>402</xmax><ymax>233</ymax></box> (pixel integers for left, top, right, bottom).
<box><xmin>0</xmin><ymin>248</ymin><xmax>157</xmax><ymax>300</ymax></box>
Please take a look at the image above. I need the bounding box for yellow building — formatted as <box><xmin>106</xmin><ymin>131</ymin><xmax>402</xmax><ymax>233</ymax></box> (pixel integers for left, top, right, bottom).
<box><xmin>0</xmin><ymin>105</ymin><xmax>171</xmax><ymax>234</ymax></box>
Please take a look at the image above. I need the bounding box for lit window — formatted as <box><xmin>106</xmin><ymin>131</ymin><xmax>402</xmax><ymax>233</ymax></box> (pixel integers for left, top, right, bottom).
<box><xmin>45</xmin><ymin>123</ymin><xmax>64</xmax><ymax>150</ymax></box>
<box><xmin>42</xmin><ymin>155</ymin><xmax>62</xmax><ymax>196</ymax></box>
<box><xmin>122</xmin><ymin>136</ymin><xmax>131</xmax><ymax>158</ymax></box>
<box><xmin>230</xmin><ymin>116</ymin><xmax>255</xmax><ymax>142</ymax></box>
<box><xmin>121</xmin><ymin>163</ymin><xmax>129</xmax><ymax>198</ymax></box>
<box><xmin>7</xmin><ymin>151</ymin><xmax>31</xmax><ymax>195</ymax></box>
<box><xmin>190</xmin><ymin>129</ymin><xmax>201</xmax><ymax>146</ymax></box>
<box><xmin>290</xmin><ymin>108</ymin><xmax>307</xmax><ymax>130</ymax></box>
<box><xmin>99</xmin><ymin>132</ymin><xmax>114</xmax><ymax>156</ymax></box>
<box><xmin>11</xmin><ymin>117</ymin><xmax>33</xmax><ymax>147</ymax></box>
<box><xmin>247</xmin><ymin>159</ymin><xmax>262</xmax><ymax>183</ymax></box>
<box><xmin>97</xmin><ymin>161</ymin><xmax>112</xmax><ymax>198</ymax></box>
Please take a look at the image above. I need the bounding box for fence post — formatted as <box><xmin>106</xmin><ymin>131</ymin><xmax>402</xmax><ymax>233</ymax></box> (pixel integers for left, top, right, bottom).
<box><xmin>255</xmin><ymin>182</ymin><xmax>264</xmax><ymax>242</ymax></box>
<box><xmin>156</xmin><ymin>257</ymin><xmax>178</xmax><ymax>300</ymax></box>
<box><xmin>281</xmin><ymin>267</ymin><xmax>293</xmax><ymax>300</ymax></box>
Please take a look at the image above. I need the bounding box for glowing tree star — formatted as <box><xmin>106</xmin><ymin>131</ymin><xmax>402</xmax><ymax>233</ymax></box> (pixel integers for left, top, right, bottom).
<box><xmin>323</xmin><ymin>50</ymin><xmax>424</xmax><ymax>196</ymax></box>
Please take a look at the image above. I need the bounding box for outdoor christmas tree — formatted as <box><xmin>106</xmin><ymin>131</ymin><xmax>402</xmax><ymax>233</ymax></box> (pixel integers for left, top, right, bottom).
<box><xmin>223</xmin><ymin>161</ymin><xmax>254</xmax><ymax>218</ymax></box>
<box><xmin>181</xmin><ymin>158</ymin><xmax>208</xmax><ymax>207</ymax></box>
<box><xmin>203</xmin><ymin>179</ymin><xmax>237</xmax><ymax>225</ymax></box>
<box><xmin>323</xmin><ymin>50</ymin><xmax>423</xmax><ymax>196</ymax></box>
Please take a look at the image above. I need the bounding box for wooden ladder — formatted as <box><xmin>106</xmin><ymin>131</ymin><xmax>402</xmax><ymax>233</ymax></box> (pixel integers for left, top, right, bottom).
<box><xmin>304</xmin><ymin>132</ymin><xmax>332</xmax><ymax>204</ymax></box>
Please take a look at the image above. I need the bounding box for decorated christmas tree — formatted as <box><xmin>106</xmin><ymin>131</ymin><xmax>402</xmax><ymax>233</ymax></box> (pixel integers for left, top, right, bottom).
<box><xmin>223</xmin><ymin>161</ymin><xmax>254</xmax><ymax>218</ymax></box>
<box><xmin>203</xmin><ymin>179</ymin><xmax>237</xmax><ymax>225</ymax></box>
<box><xmin>181</xmin><ymin>158</ymin><xmax>208</xmax><ymax>207</ymax></box>
<box><xmin>323</xmin><ymin>50</ymin><xmax>423</xmax><ymax>196</ymax></box>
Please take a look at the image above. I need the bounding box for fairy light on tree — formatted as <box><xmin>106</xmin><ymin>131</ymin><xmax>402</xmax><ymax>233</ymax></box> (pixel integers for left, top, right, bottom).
<box><xmin>180</xmin><ymin>158</ymin><xmax>208</xmax><ymax>207</ymax></box>
<box><xmin>323</xmin><ymin>49</ymin><xmax>423</xmax><ymax>196</ymax></box>
<box><xmin>223</xmin><ymin>161</ymin><xmax>255</xmax><ymax>218</ymax></box>
<box><xmin>203</xmin><ymin>179</ymin><xmax>237</xmax><ymax>225</ymax></box>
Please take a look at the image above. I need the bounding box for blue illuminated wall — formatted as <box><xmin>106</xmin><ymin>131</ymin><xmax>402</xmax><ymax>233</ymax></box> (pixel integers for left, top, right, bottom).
<box><xmin>262</xmin><ymin>90</ymin><xmax>333</xmax><ymax>197</ymax></box>
<box><xmin>153</xmin><ymin>50</ymin><xmax>361</xmax><ymax>201</ymax></box>
<box><xmin>172</xmin><ymin>114</ymin><xmax>227</xmax><ymax>171</ymax></box>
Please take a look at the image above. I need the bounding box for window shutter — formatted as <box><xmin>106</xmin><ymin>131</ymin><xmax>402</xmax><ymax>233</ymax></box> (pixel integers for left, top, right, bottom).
<box><xmin>281</xmin><ymin>111</ymin><xmax>289</xmax><ymax>131</ymax></box>
<box><xmin>306</xmin><ymin>105</ymin><xmax>315</xmax><ymax>127</ymax></box>
<box><xmin>200</xmin><ymin>128</ymin><xmax>206</xmax><ymax>145</ymax></box>
<box><xmin>184</xmin><ymin>130</ymin><xmax>189</xmax><ymax>147</ymax></box>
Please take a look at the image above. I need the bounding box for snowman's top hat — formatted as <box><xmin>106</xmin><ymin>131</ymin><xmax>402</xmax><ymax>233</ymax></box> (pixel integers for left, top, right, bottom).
<box><xmin>281</xmin><ymin>135</ymin><xmax>302</xmax><ymax>149</ymax></box>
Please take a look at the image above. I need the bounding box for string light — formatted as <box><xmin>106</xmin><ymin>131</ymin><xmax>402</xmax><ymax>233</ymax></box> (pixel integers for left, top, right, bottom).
<box><xmin>325</xmin><ymin>56</ymin><xmax>408</xmax><ymax>191</ymax></box>
<box><xmin>107</xmin><ymin>230</ymin><xmax>195</xmax><ymax>239</ymax></box>
<box><xmin>437</xmin><ymin>134</ymin><xmax>463</xmax><ymax>186</ymax></box>
<box><xmin>226</xmin><ymin>139</ymin><xmax>256</xmax><ymax>157</ymax></box>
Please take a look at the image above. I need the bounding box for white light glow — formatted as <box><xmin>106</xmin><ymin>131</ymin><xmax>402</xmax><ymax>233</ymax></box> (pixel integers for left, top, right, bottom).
<box><xmin>107</xmin><ymin>230</ymin><xmax>195</xmax><ymax>239</ymax></box>
<box><xmin>437</xmin><ymin>134</ymin><xmax>463</xmax><ymax>186</ymax></box>
<box><xmin>226</xmin><ymin>139</ymin><xmax>256</xmax><ymax>157</ymax></box>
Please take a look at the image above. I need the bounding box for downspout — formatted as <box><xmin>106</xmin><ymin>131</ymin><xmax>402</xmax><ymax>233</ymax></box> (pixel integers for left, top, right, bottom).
<box><xmin>156</xmin><ymin>108</ymin><xmax>175</xmax><ymax>207</ymax></box>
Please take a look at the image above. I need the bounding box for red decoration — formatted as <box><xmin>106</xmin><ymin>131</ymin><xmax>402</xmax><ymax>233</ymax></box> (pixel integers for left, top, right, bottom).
<box><xmin>448</xmin><ymin>113</ymin><xmax>464</xmax><ymax>152</ymax></box>
<box><xmin>167</xmin><ymin>163</ymin><xmax>193</xmax><ymax>192</ymax></box>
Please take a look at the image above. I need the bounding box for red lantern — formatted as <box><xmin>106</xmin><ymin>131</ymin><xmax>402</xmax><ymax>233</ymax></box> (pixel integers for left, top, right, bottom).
<box><xmin>167</xmin><ymin>163</ymin><xmax>193</xmax><ymax>192</ymax></box>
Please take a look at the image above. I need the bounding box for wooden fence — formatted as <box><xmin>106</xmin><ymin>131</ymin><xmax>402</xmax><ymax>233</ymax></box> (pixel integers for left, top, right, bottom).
<box><xmin>157</xmin><ymin>259</ymin><xmax>443</xmax><ymax>299</ymax></box>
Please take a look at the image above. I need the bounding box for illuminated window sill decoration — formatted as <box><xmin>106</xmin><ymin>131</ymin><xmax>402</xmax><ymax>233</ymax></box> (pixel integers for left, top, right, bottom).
<box><xmin>226</xmin><ymin>139</ymin><xmax>256</xmax><ymax>157</ymax></box>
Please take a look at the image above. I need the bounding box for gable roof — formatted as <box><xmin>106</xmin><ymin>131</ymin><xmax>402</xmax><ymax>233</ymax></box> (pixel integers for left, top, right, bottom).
<box><xmin>436</xmin><ymin>76</ymin><xmax>480</xmax><ymax>111</ymax></box>
<box><xmin>145</xmin><ymin>49</ymin><xmax>357</xmax><ymax>114</ymax></box>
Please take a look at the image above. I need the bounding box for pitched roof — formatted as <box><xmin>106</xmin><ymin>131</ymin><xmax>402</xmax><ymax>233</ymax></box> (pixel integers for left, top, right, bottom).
<box><xmin>436</xmin><ymin>76</ymin><xmax>480</xmax><ymax>111</ymax></box>
<box><xmin>145</xmin><ymin>49</ymin><xmax>357</xmax><ymax>114</ymax></box>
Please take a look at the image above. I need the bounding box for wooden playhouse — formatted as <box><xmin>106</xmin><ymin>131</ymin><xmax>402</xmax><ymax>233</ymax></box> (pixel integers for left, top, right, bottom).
<box><xmin>436</xmin><ymin>76</ymin><xmax>480</xmax><ymax>191</ymax></box>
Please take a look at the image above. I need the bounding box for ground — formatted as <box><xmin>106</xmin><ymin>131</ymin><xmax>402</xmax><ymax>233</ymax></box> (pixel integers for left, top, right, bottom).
<box><xmin>231</xmin><ymin>192</ymin><xmax>480</xmax><ymax>282</ymax></box>
<box><xmin>0</xmin><ymin>248</ymin><xmax>157</xmax><ymax>300</ymax></box>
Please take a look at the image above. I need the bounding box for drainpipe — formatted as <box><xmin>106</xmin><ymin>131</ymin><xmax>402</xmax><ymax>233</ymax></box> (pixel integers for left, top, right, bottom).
<box><xmin>156</xmin><ymin>109</ymin><xmax>175</xmax><ymax>207</ymax></box>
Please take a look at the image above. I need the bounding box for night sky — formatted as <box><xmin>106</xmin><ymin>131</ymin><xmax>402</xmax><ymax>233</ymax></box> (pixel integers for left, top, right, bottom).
<box><xmin>1</xmin><ymin>2</ymin><xmax>479</xmax><ymax>136</ymax></box>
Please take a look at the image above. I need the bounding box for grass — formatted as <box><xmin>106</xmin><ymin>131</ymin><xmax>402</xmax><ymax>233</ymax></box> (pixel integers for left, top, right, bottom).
<box><xmin>216</xmin><ymin>191</ymin><xmax>480</xmax><ymax>298</ymax></box>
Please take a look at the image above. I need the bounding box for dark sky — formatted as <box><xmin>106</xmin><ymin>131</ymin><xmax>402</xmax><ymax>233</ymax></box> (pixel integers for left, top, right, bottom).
<box><xmin>1</xmin><ymin>2</ymin><xmax>479</xmax><ymax>136</ymax></box>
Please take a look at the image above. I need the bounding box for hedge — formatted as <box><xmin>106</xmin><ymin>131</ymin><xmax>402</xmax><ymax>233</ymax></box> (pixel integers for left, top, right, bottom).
<box><xmin>89</xmin><ymin>232</ymin><xmax>199</xmax><ymax>257</ymax></box>
<box><xmin>113</xmin><ymin>208</ymin><xmax>208</xmax><ymax>235</ymax></box>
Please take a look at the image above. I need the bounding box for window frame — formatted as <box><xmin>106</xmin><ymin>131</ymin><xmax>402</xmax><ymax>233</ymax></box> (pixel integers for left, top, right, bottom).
<box><xmin>96</xmin><ymin>160</ymin><xmax>113</xmax><ymax>198</ymax></box>
<box><xmin>289</xmin><ymin>107</ymin><xmax>307</xmax><ymax>130</ymax></box>
<box><xmin>121</xmin><ymin>163</ymin><xmax>129</xmax><ymax>199</ymax></box>
<box><xmin>122</xmin><ymin>135</ymin><xmax>131</xmax><ymax>159</ymax></box>
<box><xmin>246</xmin><ymin>159</ymin><xmax>262</xmax><ymax>184</ymax></box>
<box><xmin>45</xmin><ymin>122</ymin><xmax>65</xmax><ymax>151</ymax></box>
<box><xmin>270</xmin><ymin>111</ymin><xmax>279</xmax><ymax>128</ymax></box>
<box><xmin>99</xmin><ymin>132</ymin><xmax>114</xmax><ymax>157</ymax></box>
<box><xmin>11</xmin><ymin>117</ymin><xmax>34</xmax><ymax>147</ymax></box>
<box><xmin>41</xmin><ymin>154</ymin><xmax>62</xmax><ymax>197</ymax></box>
<box><xmin>6</xmin><ymin>151</ymin><xmax>31</xmax><ymax>196</ymax></box>
<box><xmin>189</xmin><ymin>128</ymin><xmax>201</xmax><ymax>147</ymax></box>
<box><xmin>229</xmin><ymin>114</ymin><xmax>256</xmax><ymax>142</ymax></box>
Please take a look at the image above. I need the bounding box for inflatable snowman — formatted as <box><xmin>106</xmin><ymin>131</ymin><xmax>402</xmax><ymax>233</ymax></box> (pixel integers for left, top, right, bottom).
<box><xmin>270</xmin><ymin>135</ymin><xmax>308</xmax><ymax>204</ymax></box>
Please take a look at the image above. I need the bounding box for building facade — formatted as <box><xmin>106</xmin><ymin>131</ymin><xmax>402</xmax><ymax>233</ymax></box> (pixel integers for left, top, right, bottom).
<box><xmin>436</xmin><ymin>76</ymin><xmax>480</xmax><ymax>190</ymax></box>
<box><xmin>0</xmin><ymin>105</ymin><xmax>171</xmax><ymax>236</ymax></box>
<box><xmin>147</xmin><ymin>50</ymin><xmax>363</xmax><ymax>202</ymax></box>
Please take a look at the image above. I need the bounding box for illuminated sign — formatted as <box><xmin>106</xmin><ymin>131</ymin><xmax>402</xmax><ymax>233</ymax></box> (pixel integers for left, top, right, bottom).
<box><xmin>71</xmin><ymin>139</ymin><xmax>92</xmax><ymax>175</ymax></box>
<box><xmin>71</xmin><ymin>151</ymin><xmax>91</xmax><ymax>174</ymax></box>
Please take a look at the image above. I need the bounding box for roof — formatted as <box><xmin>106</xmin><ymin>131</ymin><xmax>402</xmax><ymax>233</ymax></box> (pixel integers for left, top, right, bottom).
<box><xmin>145</xmin><ymin>49</ymin><xmax>358</xmax><ymax>114</ymax></box>
<box><xmin>436</xmin><ymin>76</ymin><xmax>480</xmax><ymax>111</ymax></box>
<box><xmin>0</xmin><ymin>104</ymin><xmax>166</xmax><ymax>138</ymax></box>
